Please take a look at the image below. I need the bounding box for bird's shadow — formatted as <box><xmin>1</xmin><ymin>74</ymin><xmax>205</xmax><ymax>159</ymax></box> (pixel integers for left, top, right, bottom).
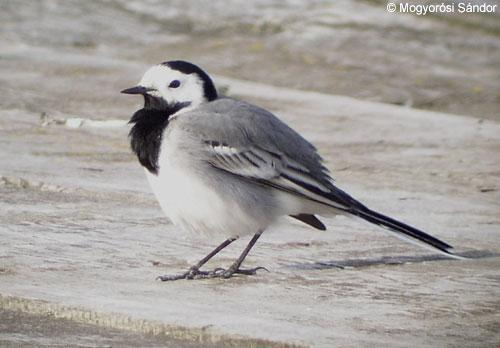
<box><xmin>287</xmin><ymin>250</ymin><xmax>498</xmax><ymax>270</ymax></box>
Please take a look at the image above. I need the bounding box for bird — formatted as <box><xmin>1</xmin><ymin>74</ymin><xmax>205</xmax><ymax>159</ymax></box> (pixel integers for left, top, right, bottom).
<box><xmin>121</xmin><ymin>60</ymin><xmax>462</xmax><ymax>281</ymax></box>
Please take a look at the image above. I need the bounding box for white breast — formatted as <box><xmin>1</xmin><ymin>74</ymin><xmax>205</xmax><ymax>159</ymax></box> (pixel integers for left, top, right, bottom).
<box><xmin>146</xmin><ymin>161</ymin><xmax>221</xmax><ymax>234</ymax></box>
<box><xmin>145</xmin><ymin>125</ymin><xmax>272</xmax><ymax>238</ymax></box>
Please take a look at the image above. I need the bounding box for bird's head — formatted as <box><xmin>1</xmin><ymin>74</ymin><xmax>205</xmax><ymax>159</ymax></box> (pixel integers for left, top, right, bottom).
<box><xmin>121</xmin><ymin>60</ymin><xmax>218</xmax><ymax>112</ymax></box>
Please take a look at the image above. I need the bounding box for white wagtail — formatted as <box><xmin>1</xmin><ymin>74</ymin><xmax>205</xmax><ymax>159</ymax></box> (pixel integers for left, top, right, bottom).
<box><xmin>122</xmin><ymin>60</ymin><xmax>462</xmax><ymax>281</ymax></box>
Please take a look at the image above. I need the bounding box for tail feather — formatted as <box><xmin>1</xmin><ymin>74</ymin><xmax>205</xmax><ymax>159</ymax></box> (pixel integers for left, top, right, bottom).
<box><xmin>351</xmin><ymin>207</ymin><xmax>463</xmax><ymax>259</ymax></box>
<box><xmin>290</xmin><ymin>214</ymin><xmax>326</xmax><ymax>230</ymax></box>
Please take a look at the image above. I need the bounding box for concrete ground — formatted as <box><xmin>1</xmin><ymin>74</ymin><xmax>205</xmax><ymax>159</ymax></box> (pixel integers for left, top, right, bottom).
<box><xmin>1</xmin><ymin>71</ymin><xmax>499</xmax><ymax>346</ymax></box>
<box><xmin>0</xmin><ymin>308</ymin><xmax>215</xmax><ymax>348</ymax></box>
<box><xmin>1</xmin><ymin>0</ymin><xmax>500</xmax><ymax>120</ymax></box>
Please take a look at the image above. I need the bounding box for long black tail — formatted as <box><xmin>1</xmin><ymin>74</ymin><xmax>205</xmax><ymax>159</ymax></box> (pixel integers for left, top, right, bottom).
<box><xmin>350</xmin><ymin>207</ymin><xmax>462</xmax><ymax>259</ymax></box>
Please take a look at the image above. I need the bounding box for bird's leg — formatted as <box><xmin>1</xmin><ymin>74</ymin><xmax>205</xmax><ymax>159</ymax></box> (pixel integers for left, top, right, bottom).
<box><xmin>157</xmin><ymin>237</ymin><xmax>236</xmax><ymax>281</ymax></box>
<box><xmin>157</xmin><ymin>233</ymin><xmax>267</xmax><ymax>281</ymax></box>
<box><xmin>221</xmin><ymin>232</ymin><xmax>268</xmax><ymax>278</ymax></box>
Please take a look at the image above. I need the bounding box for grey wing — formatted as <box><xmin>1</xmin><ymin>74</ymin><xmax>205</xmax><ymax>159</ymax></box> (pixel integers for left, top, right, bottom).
<box><xmin>179</xmin><ymin>99</ymin><xmax>461</xmax><ymax>257</ymax></box>
<box><xmin>181</xmin><ymin>98</ymin><xmax>364</xmax><ymax>212</ymax></box>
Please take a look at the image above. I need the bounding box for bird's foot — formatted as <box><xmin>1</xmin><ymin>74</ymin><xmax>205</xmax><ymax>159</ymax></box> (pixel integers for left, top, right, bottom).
<box><xmin>156</xmin><ymin>266</ymin><xmax>268</xmax><ymax>281</ymax></box>
<box><xmin>156</xmin><ymin>266</ymin><xmax>207</xmax><ymax>281</ymax></box>
<box><xmin>218</xmin><ymin>265</ymin><xmax>269</xmax><ymax>279</ymax></box>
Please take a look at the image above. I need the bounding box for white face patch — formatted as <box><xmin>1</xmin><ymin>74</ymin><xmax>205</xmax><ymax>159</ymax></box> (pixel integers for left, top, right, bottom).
<box><xmin>138</xmin><ymin>65</ymin><xmax>206</xmax><ymax>108</ymax></box>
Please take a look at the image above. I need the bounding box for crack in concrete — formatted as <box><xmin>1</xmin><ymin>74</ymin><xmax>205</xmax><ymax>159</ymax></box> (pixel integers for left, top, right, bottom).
<box><xmin>40</xmin><ymin>112</ymin><xmax>127</xmax><ymax>129</ymax></box>
<box><xmin>0</xmin><ymin>295</ymin><xmax>306</xmax><ymax>348</ymax></box>
<box><xmin>289</xmin><ymin>250</ymin><xmax>499</xmax><ymax>270</ymax></box>
<box><xmin>0</xmin><ymin>176</ymin><xmax>69</xmax><ymax>193</ymax></box>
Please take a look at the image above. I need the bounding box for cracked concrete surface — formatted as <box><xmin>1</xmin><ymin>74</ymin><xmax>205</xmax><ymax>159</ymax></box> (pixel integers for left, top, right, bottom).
<box><xmin>1</xmin><ymin>74</ymin><xmax>499</xmax><ymax>346</ymax></box>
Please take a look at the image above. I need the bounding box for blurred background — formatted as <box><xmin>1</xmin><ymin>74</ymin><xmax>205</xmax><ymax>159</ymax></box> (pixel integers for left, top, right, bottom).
<box><xmin>1</xmin><ymin>0</ymin><xmax>499</xmax><ymax>121</ymax></box>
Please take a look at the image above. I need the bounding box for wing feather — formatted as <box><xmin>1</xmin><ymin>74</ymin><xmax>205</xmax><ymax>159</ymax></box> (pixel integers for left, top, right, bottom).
<box><xmin>176</xmin><ymin>99</ymin><xmax>459</xmax><ymax>257</ymax></box>
<box><xmin>204</xmin><ymin>141</ymin><xmax>353</xmax><ymax>212</ymax></box>
<box><xmin>182</xmin><ymin>98</ymin><xmax>361</xmax><ymax>212</ymax></box>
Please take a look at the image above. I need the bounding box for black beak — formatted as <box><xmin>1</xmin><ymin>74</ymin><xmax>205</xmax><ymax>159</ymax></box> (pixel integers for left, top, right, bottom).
<box><xmin>120</xmin><ymin>86</ymin><xmax>154</xmax><ymax>95</ymax></box>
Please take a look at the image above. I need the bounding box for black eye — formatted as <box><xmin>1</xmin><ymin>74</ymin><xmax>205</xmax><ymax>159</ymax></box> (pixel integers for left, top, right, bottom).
<box><xmin>168</xmin><ymin>80</ymin><xmax>181</xmax><ymax>88</ymax></box>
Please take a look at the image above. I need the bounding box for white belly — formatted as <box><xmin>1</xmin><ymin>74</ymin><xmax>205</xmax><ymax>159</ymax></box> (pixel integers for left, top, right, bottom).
<box><xmin>143</xmin><ymin>122</ymin><xmax>311</xmax><ymax>238</ymax></box>
<box><xmin>145</xmin><ymin>158</ymin><xmax>269</xmax><ymax>238</ymax></box>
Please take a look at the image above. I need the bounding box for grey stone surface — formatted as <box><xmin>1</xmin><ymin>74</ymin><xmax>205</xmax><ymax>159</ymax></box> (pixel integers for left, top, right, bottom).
<box><xmin>0</xmin><ymin>308</ymin><xmax>215</xmax><ymax>348</ymax></box>
<box><xmin>1</xmin><ymin>0</ymin><xmax>500</xmax><ymax>120</ymax></box>
<box><xmin>1</xmin><ymin>73</ymin><xmax>499</xmax><ymax>346</ymax></box>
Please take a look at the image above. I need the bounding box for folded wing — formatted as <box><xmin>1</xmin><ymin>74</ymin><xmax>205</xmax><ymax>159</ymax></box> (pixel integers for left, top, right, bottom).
<box><xmin>181</xmin><ymin>98</ymin><xmax>460</xmax><ymax>257</ymax></box>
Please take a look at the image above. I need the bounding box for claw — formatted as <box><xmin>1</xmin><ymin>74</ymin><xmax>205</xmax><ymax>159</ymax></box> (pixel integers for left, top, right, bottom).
<box><xmin>156</xmin><ymin>273</ymin><xmax>188</xmax><ymax>281</ymax></box>
<box><xmin>157</xmin><ymin>265</ymin><xmax>269</xmax><ymax>281</ymax></box>
<box><xmin>223</xmin><ymin>266</ymin><xmax>269</xmax><ymax>278</ymax></box>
